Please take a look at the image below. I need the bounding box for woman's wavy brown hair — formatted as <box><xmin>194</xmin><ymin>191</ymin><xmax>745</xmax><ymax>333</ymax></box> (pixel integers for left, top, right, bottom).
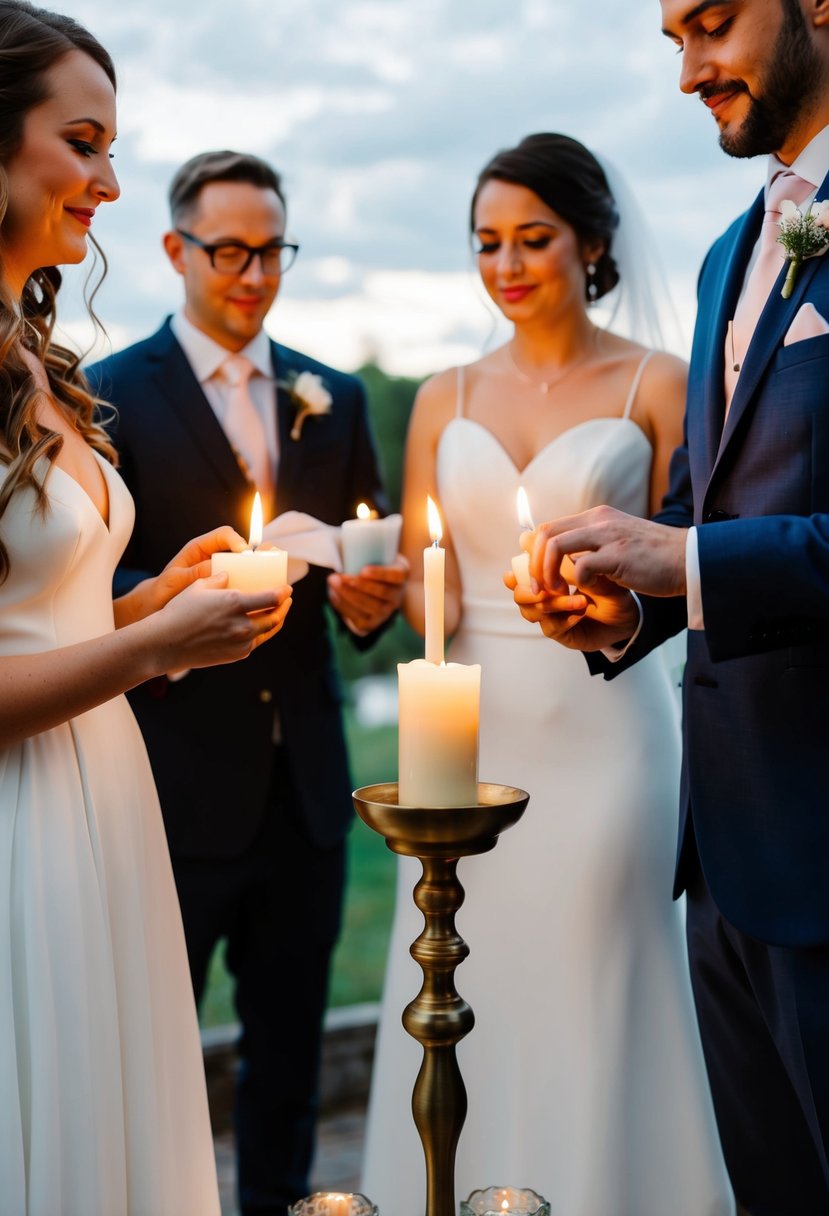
<box><xmin>0</xmin><ymin>0</ymin><xmax>117</xmax><ymax>580</ymax></box>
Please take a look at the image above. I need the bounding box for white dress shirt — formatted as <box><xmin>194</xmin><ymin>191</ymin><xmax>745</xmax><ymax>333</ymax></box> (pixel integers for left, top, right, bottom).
<box><xmin>170</xmin><ymin>310</ymin><xmax>279</xmax><ymax>482</ymax></box>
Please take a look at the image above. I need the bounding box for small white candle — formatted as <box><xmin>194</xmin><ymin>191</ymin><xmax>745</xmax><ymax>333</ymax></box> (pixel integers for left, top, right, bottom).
<box><xmin>511</xmin><ymin>485</ymin><xmax>535</xmax><ymax>591</ymax></box>
<box><xmin>424</xmin><ymin>495</ymin><xmax>445</xmax><ymax>665</ymax></box>
<box><xmin>340</xmin><ymin>503</ymin><xmax>402</xmax><ymax>574</ymax></box>
<box><xmin>211</xmin><ymin>492</ymin><xmax>288</xmax><ymax>592</ymax></box>
<box><xmin>398</xmin><ymin>659</ymin><xmax>480</xmax><ymax>807</ymax></box>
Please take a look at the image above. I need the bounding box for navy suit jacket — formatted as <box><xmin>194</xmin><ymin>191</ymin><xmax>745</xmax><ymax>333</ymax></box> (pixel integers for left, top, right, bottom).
<box><xmin>595</xmin><ymin>173</ymin><xmax>829</xmax><ymax>948</ymax></box>
<box><xmin>88</xmin><ymin>320</ymin><xmax>389</xmax><ymax>860</ymax></box>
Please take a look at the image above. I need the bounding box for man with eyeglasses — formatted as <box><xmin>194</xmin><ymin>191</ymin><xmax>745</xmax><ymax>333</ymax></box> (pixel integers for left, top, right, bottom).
<box><xmin>87</xmin><ymin>149</ymin><xmax>406</xmax><ymax>1216</ymax></box>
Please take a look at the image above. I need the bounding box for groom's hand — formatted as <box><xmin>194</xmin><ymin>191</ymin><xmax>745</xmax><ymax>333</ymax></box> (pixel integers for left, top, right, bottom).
<box><xmin>530</xmin><ymin>507</ymin><xmax>687</xmax><ymax>599</ymax></box>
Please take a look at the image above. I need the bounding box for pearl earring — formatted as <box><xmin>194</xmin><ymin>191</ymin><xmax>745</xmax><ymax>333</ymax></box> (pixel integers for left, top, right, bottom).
<box><xmin>586</xmin><ymin>263</ymin><xmax>598</xmax><ymax>304</ymax></box>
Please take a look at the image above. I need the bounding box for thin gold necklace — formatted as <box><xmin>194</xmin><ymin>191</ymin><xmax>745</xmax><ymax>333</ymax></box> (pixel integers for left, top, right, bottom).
<box><xmin>507</xmin><ymin>333</ymin><xmax>597</xmax><ymax>394</ymax></box>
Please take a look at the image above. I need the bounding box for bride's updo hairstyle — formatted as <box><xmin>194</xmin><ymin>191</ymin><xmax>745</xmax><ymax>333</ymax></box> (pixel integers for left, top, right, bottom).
<box><xmin>470</xmin><ymin>132</ymin><xmax>621</xmax><ymax>302</ymax></box>
<box><xmin>0</xmin><ymin>0</ymin><xmax>117</xmax><ymax>578</ymax></box>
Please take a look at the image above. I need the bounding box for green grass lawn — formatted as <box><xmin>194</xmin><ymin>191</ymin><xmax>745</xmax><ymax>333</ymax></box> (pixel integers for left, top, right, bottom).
<box><xmin>199</xmin><ymin>705</ymin><xmax>399</xmax><ymax>1028</ymax></box>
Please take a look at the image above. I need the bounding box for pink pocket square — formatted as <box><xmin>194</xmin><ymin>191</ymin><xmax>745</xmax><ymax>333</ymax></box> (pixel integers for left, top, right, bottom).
<box><xmin>783</xmin><ymin>302</ymin><xmax>829</xmax><ymax>346</ymax></box>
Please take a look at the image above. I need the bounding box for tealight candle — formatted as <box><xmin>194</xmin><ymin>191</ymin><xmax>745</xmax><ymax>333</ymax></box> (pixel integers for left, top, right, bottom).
<box><xmin>340</xmin><ymin>502</ymin><xmax>402</xmax><ymax>574</ymax></box>
<box><xmin>288</xmin><ymin>1193</ymin><xmax>378</xmax><ymax>1216</ymax></box>
<box><xmin>460</xmin><ymin>1186</ymin><xmax>551</xmax><ymax>1216</ymax></box>
<box><xmin>211</xmin><ymin>491</ymin><xmax>288</xmax><ymax>592</ymax></box>
<box><xmin>511</xmin><ymin>485</ymin><xmax>535</xmax><ymax>591</ymax></box>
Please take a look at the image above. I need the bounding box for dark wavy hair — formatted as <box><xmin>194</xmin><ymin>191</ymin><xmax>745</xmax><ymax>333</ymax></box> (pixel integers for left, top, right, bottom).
<box><xmin>0</xmin><ymin>0</ymin><xmax>117</xmax><ymax>579</ymax></box>
<box><xmin>470</xmin><ymin>132</ymin><xmax>620</xmax><ymax>301</ymax></box>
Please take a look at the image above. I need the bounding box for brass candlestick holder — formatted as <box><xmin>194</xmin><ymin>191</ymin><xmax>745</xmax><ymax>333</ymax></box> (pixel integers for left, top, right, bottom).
<box><xmin>353</xmin><ymin>782</ymin><xmax>529</xmax><ymax>1216</ymax></box>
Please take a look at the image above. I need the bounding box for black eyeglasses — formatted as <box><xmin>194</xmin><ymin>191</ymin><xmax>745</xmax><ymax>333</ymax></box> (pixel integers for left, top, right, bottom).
<box><xmin>176</xmin><ymin>229</ymin><xmax>300</xmax><ymax>275</ymax></box>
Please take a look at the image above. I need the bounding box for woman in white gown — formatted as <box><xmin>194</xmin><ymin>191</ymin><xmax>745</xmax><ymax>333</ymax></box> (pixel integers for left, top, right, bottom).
<box><xmin>0</xmin><ymin>6</ymin><xmax>291</xmax><ymax>1213</ymax></box>
<box><xmin>362</xmin><ymin>134</ymin><xmax>733</xmax><ymax>1215</ymax></box>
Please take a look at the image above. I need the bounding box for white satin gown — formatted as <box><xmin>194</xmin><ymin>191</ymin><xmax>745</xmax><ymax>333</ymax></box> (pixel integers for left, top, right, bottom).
<box><xmin>362</xmin><ymin>358</ymin><xmax>733</xmax><ymax>1216</ymax></box>
<box><xmin>0</xmin><ymin>454</ymin><xmax>220</xmax><ymax>1216</ymax></box>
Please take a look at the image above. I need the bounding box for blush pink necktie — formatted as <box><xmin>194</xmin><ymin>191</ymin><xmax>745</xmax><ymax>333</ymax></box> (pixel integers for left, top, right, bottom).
<box><xmin>724</xmin><ymin>170</ymin><xmax>813</xmax><ymax>412</ymax></box>
<box><xmin>221</xmin><ymin>352</ymin><xmax>274</xmax><ymax>519</ymax></box>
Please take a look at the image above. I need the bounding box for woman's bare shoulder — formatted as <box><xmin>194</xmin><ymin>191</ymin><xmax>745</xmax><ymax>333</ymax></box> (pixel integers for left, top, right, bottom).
<box><xmin>637</xmin><ymin>348</ymin><xmax>688</xmax><ymax>404</ymax></box>
<box><xmin>412</xmin><ymin>352</ymin><xmax>502</xmax><ymax>428</ymax></box>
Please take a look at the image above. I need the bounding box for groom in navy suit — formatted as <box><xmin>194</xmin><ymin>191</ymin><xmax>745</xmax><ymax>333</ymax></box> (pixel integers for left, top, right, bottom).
<box><xmin>88</xmin><ymin>150</ymin><xmax>406</xmax><ymax>1216</ymax></box>
<box><xmin>513</xmin><ymin>1</ymin><xmax>829</xmax><ymax>1210</ymax></box>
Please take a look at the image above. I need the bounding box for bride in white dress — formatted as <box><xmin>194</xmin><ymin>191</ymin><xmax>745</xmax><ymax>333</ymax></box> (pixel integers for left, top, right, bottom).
<box><xmin>362</xmin><ymin>134</ymin><xmax>733</xmax><ymax>1215</ymax></box>
<box><xmin>0</xmin><ymin>8</ymin><xmax>291</xmax><ymax>1213</ymax></box>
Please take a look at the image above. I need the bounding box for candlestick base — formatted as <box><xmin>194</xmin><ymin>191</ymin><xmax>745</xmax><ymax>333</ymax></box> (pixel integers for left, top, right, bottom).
<box><xmin>352</xmin><ymin>782</ymin><xmax>529</xmax><ymax>1216</ymax></box>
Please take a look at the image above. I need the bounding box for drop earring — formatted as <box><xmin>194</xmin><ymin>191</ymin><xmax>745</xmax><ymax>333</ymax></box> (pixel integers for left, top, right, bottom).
<box><xmin>586</xmin><ymin>262</ymin><xmax>598</xmax><ymax>305</ymax></box>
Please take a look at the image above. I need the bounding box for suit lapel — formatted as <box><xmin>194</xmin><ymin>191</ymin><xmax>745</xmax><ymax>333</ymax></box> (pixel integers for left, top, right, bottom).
<box><xmin>147</xmin><ymin>322</ymin><xmax>249</xmax><ymax>494</ymax></box>
<box><xmin>272</xmin><ymin>342</ymin><xmax>300</xmax><ymax>510</ymax></box>
<box><xmin>700</xmin><ymin>194</ymin><xmax>764</xmax><ymax>473</ymax></box>
<box><xmin>713</xmin><ymin>167</ymin><xmax>829</xmax><ymax>473</ymax></box>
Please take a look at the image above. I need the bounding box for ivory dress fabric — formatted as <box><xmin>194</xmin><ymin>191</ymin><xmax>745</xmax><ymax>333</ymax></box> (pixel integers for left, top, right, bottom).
<box><xmin>362</xmin><ymin>363</ymin><xmax>733</xmax><ymax>1215</ymax></box>
<box><xmin>0</xmin><ymin>454</ymin><xmax>220</xmax><ymax>1216</ymax></box>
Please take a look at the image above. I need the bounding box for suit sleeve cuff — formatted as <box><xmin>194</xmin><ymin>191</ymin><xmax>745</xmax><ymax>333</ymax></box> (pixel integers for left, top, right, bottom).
<box><xmin>686</xmin><ymin>526</ymin><xmax>704</xmax><ymax>631</ymax></box>
<box><xmin>600</xmin><ymin>591</ymin><xmax>643</xmax><ymax>663</ymax></box>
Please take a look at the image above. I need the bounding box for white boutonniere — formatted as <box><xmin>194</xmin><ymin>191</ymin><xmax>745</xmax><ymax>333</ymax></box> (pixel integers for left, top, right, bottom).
<box><xmin>777</xmin><ymin>198</ymin><xmax>829</xmax><ymax>298</ymax></box>
<box><xmin>284</xmin><ymin>371</ymin><xmax>333</xmax><ymax>440</ymax></box>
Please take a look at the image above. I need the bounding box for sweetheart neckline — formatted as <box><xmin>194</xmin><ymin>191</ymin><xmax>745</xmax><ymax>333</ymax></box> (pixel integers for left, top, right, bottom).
<box><xmin>440</xmin><ymin>414</ymin><xmax>650</xmax><ymax>478</ymax></box>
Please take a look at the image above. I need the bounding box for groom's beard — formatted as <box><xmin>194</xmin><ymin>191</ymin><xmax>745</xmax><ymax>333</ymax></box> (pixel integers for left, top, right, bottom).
<box><xmin>713</xmin><ymin>6</ymin><xmax>824</xmax><ymax>159</ymax></box>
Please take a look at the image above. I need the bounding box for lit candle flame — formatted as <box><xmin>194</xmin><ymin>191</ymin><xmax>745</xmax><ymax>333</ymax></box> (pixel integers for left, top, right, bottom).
<box><xmin>356</xmin><ymin>501</ymin><xmax>372</xmax><ymax>521</ymax></box>
<box><xmin>248</xmin><ymin>491</ymin><xmax>264</xmax><ymax>549</ymax></box>
<box><xmin>516</xmin><ymin>485</ymin><xmax>535</xmax><ymax>532</ymax></box>
<box><xmin>501</xmin><ymin>1202</ymin><xmax>510</xmax><ymax>1213</ymax></box>
<box><xmin>427</xmin><ymin>494</ymin><xmax>443</xmax><ymax>545</ymax></box>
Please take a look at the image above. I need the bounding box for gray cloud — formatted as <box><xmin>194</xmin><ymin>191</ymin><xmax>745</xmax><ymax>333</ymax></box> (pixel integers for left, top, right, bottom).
<box><xmin>60</xmin><ymin>0</ymin><xmax>765</xmax><ymax>371</ymax></box>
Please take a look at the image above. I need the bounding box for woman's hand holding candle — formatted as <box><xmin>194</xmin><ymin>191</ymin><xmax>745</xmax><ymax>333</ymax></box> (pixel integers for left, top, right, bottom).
<box><xmin>153</xmin><ymin>572</ymin><xmax>292</xmax><ymax>669</ymax></box>
<box><xmin>114</xmin><ymin>524</ymin><xmax>255</xmax><ymax>627</ymax></box>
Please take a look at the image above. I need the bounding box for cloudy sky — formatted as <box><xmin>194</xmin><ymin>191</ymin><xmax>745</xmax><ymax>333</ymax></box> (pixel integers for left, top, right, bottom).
<box><xmin>56</xmin><ymin>0</ymin><xmax>765</xmax><ymax>376</ymax></box>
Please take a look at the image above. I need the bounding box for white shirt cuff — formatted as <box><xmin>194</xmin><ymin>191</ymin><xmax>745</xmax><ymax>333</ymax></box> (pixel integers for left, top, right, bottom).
<box><xmin>686</xmin><ymin>527</ymin><xmax>704</xmax><ymax>630</ymax></box>
<box><xmin>601</xmin><ymin>591</ymin><xmax>643</xmax><ymax>663</ymax></box>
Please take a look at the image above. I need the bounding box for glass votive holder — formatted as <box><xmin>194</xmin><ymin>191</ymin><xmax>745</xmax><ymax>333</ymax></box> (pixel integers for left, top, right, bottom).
<box><xmin>289</xmin><ymin>1193</ymin><xmax>378</xmax><ymax>1216</ymax></box>
<box><xmin>460</xmin><ymin>1186</ymin><xmax>550</xmax><ymax>1216</ymax></box>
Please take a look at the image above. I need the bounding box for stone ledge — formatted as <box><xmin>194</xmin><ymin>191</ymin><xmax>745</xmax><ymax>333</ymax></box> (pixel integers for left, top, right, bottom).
<box><xmin>202</xmin><ymin>1003</ymin><xmax>379</xmax><ymax>1134</ymax></box>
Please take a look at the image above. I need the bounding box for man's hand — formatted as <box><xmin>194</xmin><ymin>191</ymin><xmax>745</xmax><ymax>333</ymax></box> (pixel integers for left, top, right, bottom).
<box><xmin>529</xmin><ymin>507</ymin><xmax>688</xmax><ymax>599</ymax></box>
<box><xmin>327</xmin><ymin>554</ymin><xmax>409</xmax><ymax>635</ymax></box>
